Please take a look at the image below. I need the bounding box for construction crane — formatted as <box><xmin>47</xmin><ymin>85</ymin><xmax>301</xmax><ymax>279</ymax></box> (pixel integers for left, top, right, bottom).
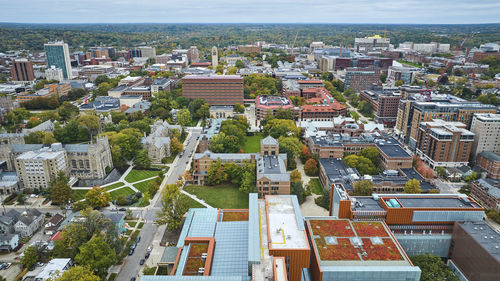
<box><xmin>421</xmin><ymin>35</ymin><xmax>470</xmax><ymax>101</ymax></box>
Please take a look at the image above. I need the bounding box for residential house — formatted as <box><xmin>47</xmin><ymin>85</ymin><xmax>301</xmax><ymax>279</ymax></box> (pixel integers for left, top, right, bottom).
<box><xmin>44</xmin><ymin>214</ymin><xmax>64</xmax><ymax>235</ymax></box>
<box><xmin>0</xmin><ymin>233</ymin><xmax>19</xmax><ymax>252</ymax></box>
<box><xmin>0</xmin><ymin>209</ymin><xmax>20</xmax><ymax>234</ymax></box>
<box><xmin>14</xmin><ymin>209</ymin><xmax>43</xmax><ymax>237</ymax></box>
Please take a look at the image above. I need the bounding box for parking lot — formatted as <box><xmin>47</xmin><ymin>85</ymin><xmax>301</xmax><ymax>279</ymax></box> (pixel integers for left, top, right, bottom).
<box><xmin>0</xmin><ymin>262</ymin><xmax>21</xmax><ymax>280</ymax></box>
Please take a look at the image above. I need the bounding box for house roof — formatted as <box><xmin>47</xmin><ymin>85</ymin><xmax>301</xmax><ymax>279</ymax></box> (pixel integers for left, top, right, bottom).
<box><xmin>260</xmin><ymin>136</ymin><xmax>278</xmax><ymax>146</ymax></box>
<box><xmin>47</xmin><ymin>214</ymin><xmax>64</xmax><ymax>226</ymax></box>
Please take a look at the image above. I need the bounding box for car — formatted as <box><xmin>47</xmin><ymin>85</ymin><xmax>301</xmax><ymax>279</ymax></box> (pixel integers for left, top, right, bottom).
<box><xmin>140</xmin><ymin>259</ymin><xmax>145</xmax><ymax>265</ymax></box>
<box><xmin>130</xmin><ymin>278</ymin><xmax>136</xmax><ymax>281</ymax></box>
<box><xmin>4</xmin><ymin>263</ymin><xmax>11</xmax><ymax>270</ymax></box>
<box><xmin>135</xmin><ymin>236</ymin><xmax>141</xmax><ymax>243</ymax></box>
<box><xmin>119</xmin><ymin>208</ymin><xmax>126</xmax><ymax>211</ymax></box>
<box><xmin>0</xmin><ymin>263</ymin><xmax>5</xmax><ymax>270</ymax></box>
<box><xmin>129</xmin><ymin>248</ymin><xmax>134</xmax><ymax>255</ymax></box>
<box><xmin>145</xmin><ymin>252</ymin><xmax>150</xmax><ymax>259</ymax></box>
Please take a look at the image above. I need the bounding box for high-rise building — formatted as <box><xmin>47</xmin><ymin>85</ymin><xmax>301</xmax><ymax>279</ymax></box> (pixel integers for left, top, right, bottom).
<box><xmin>182</xmin><ymin>75</ymin><xmax>244</xmax><ymax>105</ymax></box>
<box><xmin>44</xmin><ymin>41</ymin><xmax>73</xmax><ymax>79</ymax></box>
<box><xmin>415</xmin><ymin>120</ymin><xmax>475</xmax><ymax>168</ymax></box>
<box><xmin>187</xmin><ymin>46</ymin><xmax>200</xmax><ymax>64</ymax></box>
<box><xmin>354</xmin><ymin>35</ymin><xmax>391</xmax><ymax>53</ymax></box>
<box><xmin>360</xmin><ymin>85</ymin><xmax>402</xmax><ymax>127</ymax></box>
<box><xmin>10</xmin><ymin>59</ymin><xmax>35</xmax><ymax>82</ymax></box>
<box><xmin>470</xmin><ymin>113</ymin><xmax>500</xmax><ymax>157</ymax></box>
<box><xmin>211</xmin><ymin>46</ymin><xmax>218</xmax><ymax>68</ymax></box>
<box><xmin>387</xmin><ymin>66</ymin><xmax>417</xmax><ymax>85</ymax></box>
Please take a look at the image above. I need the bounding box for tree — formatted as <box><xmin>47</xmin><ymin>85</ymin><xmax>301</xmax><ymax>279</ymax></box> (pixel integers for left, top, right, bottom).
<box><xmin>156</xmin><ymin>184</ymin><xmax>189</xmax><ymax>230</ymax></box>
<box><xmin>24</xmin><ymin>131</ymin><xmax>56</xmax><ymax>145</ymax></box>
<box><xmin>291</xmin><ymin>182</ymin><xmax>306</xmax><ymax>204</ymax></box>
<box><xmin>357</xmin><ymin>100</ymin><xmax>373</xmax><ymax>116</ymax></box>
<box><xmin>134</xmin><ymin>149</ymin><xmax>151</xmax><ymax>169</ymax></box>
<box><xmin>235</xmin><ymin>60</ymin><xmax>244</xmax><ymax>69</ymax></box>
<box><xmin>170</xmin><ymin>137</ymin><xmax>183</xmax><ymax>155</ymax></box>
<box><xmin>435</xmin><ymin>166</ymin><xmax>446</xmax><ymax>178</ymax></box>
<box><xmin>264</xmin><ymin>119</ymin><xmax>300</xmax><ymax>139</ymax></box>
<box><xmin>85</xmin><ymin>186</ymin><xmax>112</xmax><ymax>208</ymax></box>
<box><xmin>411</xmin><ymin>254</ymin><xmax>458</xmax><ymax>281</ymax></box>
<box><xmin>380</xmin><ymin>73</ymin><xmax>387</xmax><ymax>83</ymax></box>
<box><xmin>353</xmin><ymin>180</ymin><xmax>374</xmax><ymax>196</ymax></box>
<box><xmin>17</xmin><ymin>193</ymin><xmax>25</xmax><ymax>204</ymax></box>
<box><xmin>206</xmin><ymin>159</ymin><xmax>228</xmax><ymax>185</ymax></box>
<box><xmin>358</xmin><ymin>147</ymin><xmax>381</xmax><ymax>167</ymax></box>
<box><xmin>404</xmin><ymin>179</ymin><xmax>422</xmax><ymax>194</ymax></box>
<box><xmin>54</xmin><ymin>265</ymin><xmax>100</xmax><ymax>281</ymax></box>
<box><xmin>304</xmin><ymin>159</ymin><xmax>318</xmax><ymax>176</ymax></box>
<box><xmin>278</xmin><ymin>136</ymin><xmax>302</xmax><ymax>158</ymax></box>
<box><xmin>234</xmin><ymin>103</ymin><xmax>245</xmax><ymax>113</ymax></box>
<box><xmin>75</xmin><ymin>236</ymin><xmax>116</xmax><ymax>278</ymax></box>
<box><xmin>394</xmin><ymin>79</ymin><xmax>404</xmax><ymax>86</ymax></box>
<box><xmin>78</xmin><ymin>114</ymin><xmax>100</xmax><ymax>139</ymax></box>
<box><xmin>49</xmin><ymin>171</ymin><xmax>73</xmax><ymax>205</ymax></box>
<box><xmin>300</xmin><ymin>145</ymin><xmax>312</xmax><ymax>163</ymax></box>
<box><xmin>21</xmin><ymin>246</ymin><xmax>39</xmax><ymax>269</ymax></box>
<box><xmin>290</xmin><ymin>169</ymin><xmax>302</xmax><ymax>183</ymax></box>
<box><xmin>52</xmin><ymin>219</ymin><xmax>89</xmax><ymax>259</ymax></box>
<box><xmin>177</xmin><ymin>109</ymin><xmax>192</xmax><ymax>127</ymax></box>
<box><xmin>315</xmin><ymin>188</ymin><xmax>330</xmax><ymax>210</ymax></box>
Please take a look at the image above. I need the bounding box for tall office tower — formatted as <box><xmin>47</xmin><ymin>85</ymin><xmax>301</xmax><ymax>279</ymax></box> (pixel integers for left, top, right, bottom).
<box><xmin>44</xmin><ymin>41</ymin><xmax>73</xmax><ymax>79</ymax></box>
<box><xmin>211</xmin><ymin>46</ymin><xmax>218</xmax><ymax>68</ymax></box>
<box><xmin>187</xmin><ymin>46</ymin><xmax>200</xmax><ymax>64</ymax></box>
<box><xmin>10</xmin><ymin>59</ymin><xmax>35</xmax><ymax>82</ymax></box>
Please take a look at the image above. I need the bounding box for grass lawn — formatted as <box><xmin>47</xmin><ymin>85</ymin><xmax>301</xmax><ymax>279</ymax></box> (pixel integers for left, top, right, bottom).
<box><xmin>133</xmin><ymin>178</ymin><xmax>157</xmax><ymax>194</ymax></box>
<box><xmin>125</xmin><ymin>169</ymin><xmax>161</xmax><ymax>183</ymax></box>
<box><xmin>184</xmin><ymin>184</ymin><xmax>248</xmax><ymax>209</ymax></box>
<box><xmin>102</xmin><ymin>182</ymin><xmax>125</xmax><ymax>191</ymax></box>
<box><xmin>242</xmin><ymin>133</ymin><xmax>264</xmax><ymax>153</ymax></box>
<box><xmin>309</xmin><ymin>178</ymin><xmax>324</xmax><ymax>195</ymax></box>
<box><xmin>128</xmin><ymin>221</ymin><xmax>137</xmax><ymax>227</ymax></box>
<box><xmin>137</xmin><ymin>222</ymin><xmax>144</xmax><ymax>229</ymax></box>
<box><xmin>109</xmin><ymin>186</ymin><xmax>136</xmax><ymax>200</ymax></box>
<box><xmin>182</xmin><ymin>194</ymin><xmax>206</xmax><ymax>209</ymax></box>
<box><xmin>163</xmin><ymin>155</ymin><xmax>176</xmax><ymax>164</ymax></box>
<box><xmin>72</xmin><ymin>189</ymin><xmax>89</xmax><ymax>201</ymax></box>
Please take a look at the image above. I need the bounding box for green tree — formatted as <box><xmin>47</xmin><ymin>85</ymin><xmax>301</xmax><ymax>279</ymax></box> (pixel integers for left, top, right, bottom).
<box><xmin>177</xmin><ymin>109</ymin><xmax>192</xmax><ymax>127</ymax></box>
<box><xmin>17</xmin><ymin>193</ymin><xmax>25</xmax><ymax>204</ymax></box>
<box><xmin>85</xmin><ymin>186</ymin><xmax>112</xmax><ymax>208</ymax></box>
<box><xmin>53</xmin><ymin>265</ymin><xmax>100</xmax><ymax>281</ymax></box>
<box><xmin>21</xmin><ymin>246</ymin><xmax>39</xmax><ymax>269</ymax></box>
<box><xmin>170</xmin><ymin>137</ymin><xmax>183</xmax><ymax>155</ymax></box>
<box><xmin>234</xmin><ymin>103</ymin><xmax>245</xmax><ymax>113</ymax></box>
<box><xmin>235</xmin><ymin>60</ymin><xmax>244</xmax><ymax>69</ymax></box>
<box><xmin>156</xmin><ymin>184</ymin><xmax>189</xmax><ymax>230</ymax></box>
<box><xmin>315</xmin><ymin>188</ymin><xmax>330</xmax><ymax>210</ymax></box>
<box><xmin>49</xmin><ymin>171</ymin><xmax>73</xmax><ymax>205</ymax></box>
<box><xmin>394</xmin><ymin>79</ymin><xmax>404</xmax><ymax>86</ymax></box>
<box><xmin>75</xmin><ymin>236</ymin><xmax>116</xmax><ymax>278</ymax></box>
<box><xmin>206</xmin><ymin>159</ymin><xmax>228</xmax><ymax>185</ymax></box>
<box><xmin>134</xmin><ymin>149</ymin><xmax>151</xmax><ymax>169</ymax></box>
<box><xmin>77</xmin><ymin>114</ymin><xmax>100</xmax><ymax>139</ymax></box>
<box><xmin>411</xmin><ymin>254</ymin><xmax>458</xmax><ymax>281</ymax></box>
<box><xmin>380</xmin><ymin>73</ymin><xmax>387</xmax><ymax>83</ymax></box>
<box><xmin>435</xmin><ymin>166</ymin><xmax>446</xmax><ymax>178</ymax></box>
<box><xmin>291</xmin><ymin>182</ymin><xmax>306</xmax><ymax>204</ymax></box>
<box><xmin>404</xmin><ymin>179</ymin><xmax>422</xmax><ymax>194</ymax></box>
<box><xmin>353</xmin><ymin>180</ymin><xmax>374</xmax><ymax>196</ymax></box>
<box><xmin>264</xmin><ymin>119</ymin><xmax>300</xmax><ymax>139</ymax></box>
<box><xmin>357</xmin><ymin>100</ymin><xmax>373</xmax><ymax>116</ymax></box>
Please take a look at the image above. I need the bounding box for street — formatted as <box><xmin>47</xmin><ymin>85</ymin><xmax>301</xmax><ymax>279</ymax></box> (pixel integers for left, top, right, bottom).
<box><xmin>115</xmin><ymin>126</ymin><xmax>201</xmax><ymax>280</ymax></box>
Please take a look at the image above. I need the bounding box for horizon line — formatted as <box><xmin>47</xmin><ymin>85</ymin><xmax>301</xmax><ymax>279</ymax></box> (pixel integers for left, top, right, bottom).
<box><xmin>1</xmin><ymin>22</ymin><xmax>500</xmax><ymax>25</ymax></box>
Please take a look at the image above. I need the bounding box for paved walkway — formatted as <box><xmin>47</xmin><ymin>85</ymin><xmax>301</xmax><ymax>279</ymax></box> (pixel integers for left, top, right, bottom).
<box><xmin>180</xmin><ymin>190</ymin><xmax>212</xmax><ymax>208</ymax></box>
<box><xmin>295</xmin><ymin>157</ymin><xmax>329</xmax><ymax>216</ymax></box>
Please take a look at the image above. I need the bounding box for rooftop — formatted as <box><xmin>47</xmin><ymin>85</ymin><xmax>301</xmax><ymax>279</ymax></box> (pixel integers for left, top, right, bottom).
<box><xmin>479</xmin><ymin>151</ymin><xmax>500</xmax><ymax>162</ymax></box>
<box><xmin>306</xmin><ymin>218</ymin><xmax>411</xmax><ymax>266</ymax></box>
<box><xmin>375</xmin><ymin>138</ymin><xmax>411</xmax><ymax>158</ymax></box>
<box><xmin>394</xmin><ymin>196</ymin><xmax>481</xmax><ymax>209</ymax></box>
<box><xmin>266</xmin><ymin>196</ymin><xmax>308</xmax><ymax>250</ymax></box>
<box><xmin>458</xmin><ymin>221</ymin><xmax>500</xmax><ymax>262</ymax></box>
<box><xmin>182</xmin><ymin>75</ymin><xmax>243</xmax><ymax>80</ymax></box>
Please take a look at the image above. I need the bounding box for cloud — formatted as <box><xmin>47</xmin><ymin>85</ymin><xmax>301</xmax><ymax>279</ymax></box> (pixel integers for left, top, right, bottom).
<box><xmin>1</xmin><ymin>0</ymin><xmax>499</xmax><ymax>24</ymax></box>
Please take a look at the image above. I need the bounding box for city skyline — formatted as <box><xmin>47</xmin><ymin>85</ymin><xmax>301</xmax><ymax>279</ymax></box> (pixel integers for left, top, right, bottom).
<box><xmin>1</xmin><ymin>0</ymin><xmax>500</xmax><ymax>24</ymax></box>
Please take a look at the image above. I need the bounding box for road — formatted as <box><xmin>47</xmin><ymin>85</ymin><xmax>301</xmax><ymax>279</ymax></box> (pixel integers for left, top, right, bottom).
<box><xmin>432</xmin><ymin>179</ymin><xmax>465</xmax><ymax>194</ymax></box>
<box><xmin>116</xmin><ymin>127</ymin><xmax>202</xmax><ymax>280</ymax></box>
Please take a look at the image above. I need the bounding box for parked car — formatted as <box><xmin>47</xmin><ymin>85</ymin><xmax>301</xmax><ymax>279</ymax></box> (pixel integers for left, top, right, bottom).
<box><xmin>140</xmin><ymin>259</ymin><xmax>145</xmax><ymax>265</ymax></box>
<box><xmin>0</xmin><ymin>263</ymin><xmax>5</xmax><ymax>270</ymax></box>
<box><xmin>135</xmin><ymin>236</ymin><xmax>141</xmax><ymax>243</ymax></box>
<box><xmin>4</xmin><ymin>263</ymin><xmax>11</xmax><ymax>270</ymax></box>
<box><xmin>129</xmin><ymin>248</ymin><xmax>134</xmax><ymax>256</ymax></box>
<box><xmin>119</xmin><ymin>208</ymin><xmax>126</xmax><ymax>211</ymax></box>
<box><xmin>130</xmin><ymin>278</ymin><xmax>136</xmax><ymax>281</ymax></box>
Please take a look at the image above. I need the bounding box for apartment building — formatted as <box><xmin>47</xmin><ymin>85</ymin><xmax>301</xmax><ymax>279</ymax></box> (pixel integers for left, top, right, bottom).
<box><xmin>415</xmin><ymin>120</ymin><xmax>474</xmax><ymax>168</ymax></box>
<box><xmin>387</xmin><ymin>66</ymin><xmax>416</xmax><ymax>85</ymax></box>
<box><xmin>255</xmin><ymin>95</ymin><xmax>295</xmax><ymax>121</ymax></box>
<box><xmin>44</xmin><ymin>41</ymin><xmax>73</xmax><ymax>79</ymax></box>
<box><xmin>15</xmin><ymin>144</ymin><xmax>68</xmax><ymax>189</ymax></box>
<box><xmin>360</xmin><ymin>85</ymin><xmax>402</xmax><ymax>127</ymax></box>
<box><xmin>344</xmin><ymin>67</ymin><xmax>381</xmax><ymax>92</ymax></box>
<box><xmin>182</xmin><ymin>75</ymin><xmax>244</xmax><ymax>106</ymax></box>
<box><xmin>470</xmin><ymin>113</ymin><xmax>500</xmax><ymax>157</ymax></box>
<box><xmin>405</xmin><ymin>99</ymin><xmax>496</xmax><ymax>148</ymax></box>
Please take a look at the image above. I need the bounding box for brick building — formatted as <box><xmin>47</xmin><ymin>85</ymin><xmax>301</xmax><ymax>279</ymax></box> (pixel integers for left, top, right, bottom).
<box><xmin>415</xmin><ymin>120</ymin><xmax>475</xmax><ymax>168</ymax></box>
<box><xmin>471</xmin><ymin>178</ymin><xmax>500</xmax><ymax>211</ymax></box>
<box><xmin>344</xmin><ymin>67</ymin><xmax>381</xmax><ymax>92</ymax></box>
<box><xmin>182</xmin><ymin>75</ymin><xmax>244</xmax><ymax>106</ymax></box>
<box><xmin>300</xmin><ymin>87</ymin><xmax>346</xmax><ymax>121</ymax></box>
<box><xmin>255</xmin><ymin>95</ymin><xmax>295</xmax><ymax>120</ymax></box>
<box><xmin>237</xmin><ymin>45</ymin><xmax>261</xmax><ymax>53</ymax></box>
<box><xmin>10</xmin><ymin>59</ymin><xmax>35</xmax><ymax>82</ymax></box>
<box><xmin>360</xmin><ymin>85</ymin><xmax>402</xmax><ymax>127</ymax></box>
<box><xmin>476</xmin><ymin>151</ymin><xmax>500</xmax><ymax>179</ymax></box>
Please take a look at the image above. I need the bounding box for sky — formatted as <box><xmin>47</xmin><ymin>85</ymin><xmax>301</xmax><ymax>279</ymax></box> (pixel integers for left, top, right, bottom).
<box><xmin>1</xmin><ymin>0</ymin><xmax>499</xmax><ymax>24</ymax></box>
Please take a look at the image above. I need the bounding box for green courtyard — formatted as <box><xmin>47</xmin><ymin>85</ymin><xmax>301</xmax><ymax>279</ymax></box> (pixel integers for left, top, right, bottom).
<box><xmin>242</xmin><ymin>133</ymin><xmax>264</xmax><ymax>153</ymax></box>
<box><xmin>125</xmin><ymin>169</ymin><xmax>162</xmax><ymax>183</ymax></box>
<box><xmin>184</xmin><ymin>184</ymin><xmax>249</xmax><ymax>209</ymax></box>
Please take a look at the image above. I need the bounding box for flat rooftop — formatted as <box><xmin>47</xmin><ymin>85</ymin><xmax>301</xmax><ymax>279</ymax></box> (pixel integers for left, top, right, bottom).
<box><xmin>306</xmin><ymin>219</ymin><xmax>411</xmax><ymax>266</ymax></box>
<box><xmin>394</xmin><ymin>196</ymin><xmax>481</xmax><ymax>209</ymax></box>
<box><xmin>375</xmin><ymin>138</ymin><xmax>411</xmax><ymax>158</ymax></box>
<box><xmin>266</xmin><ymin>196</ymin><xmax>308</xmax><ymax>250</ymax></box>
<box><xmin>458</xmin><ymin>221</ymin><xmax>500</xmax><ymax>262</ymax></box>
